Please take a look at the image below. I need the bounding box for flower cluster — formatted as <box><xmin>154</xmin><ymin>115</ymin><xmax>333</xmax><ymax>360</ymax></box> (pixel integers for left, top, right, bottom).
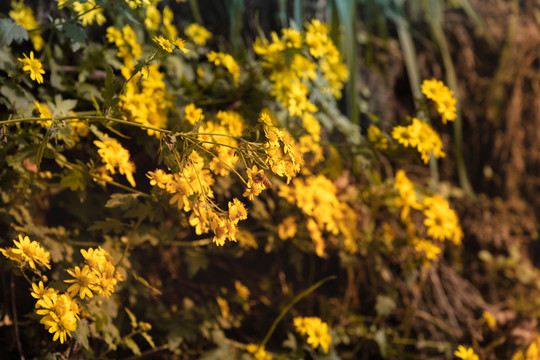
<box><xmin>421</xmin><ymin>78</ymin><xmax>457</xmax><ymax>124</ymax></box>
<box><xmin>293</xmin><ymin>316</ymin><xmax>332</xmax><ymax>354</ymax></box>
<box><xmin>392</xmin><ymin>117</ymin><xmax>445</xmax><ymax>164</ymax></box>
<box><xmin>207</xmin><ymin>51</ymin><xmax>241</xmax><ymax>85</ymax></box>
<box><xmin>1</xmin><ymin>234</ymin><xmax>50</xmax><ymax>270</ymax></box>
<box><xmin>454</xmin><ymin>345</ymin><xmax>479</xmax><ymax>360</ymax></box>
<box><xmin>185</xmin><ymin>23</ymin><xmax>212</xmax><ymax>46</ymax></box>
<box><xmin>9</xmin><ymin>0</ymin><xmax>43</xmax><ymax>50</ymax></box>
<box><xmin>94</xmin><ymin>137</ymin><xmax>136</xmax><ymax>187</ymax></box>
<box><xmin>394</xmin><ymin>170</ymin><xmax>463</xmax><ymax>265</ymax></box>
<box><xmin>278</xmin><ymin>175</ymin><xmax>359</xmax><ymax>256</ymax></box>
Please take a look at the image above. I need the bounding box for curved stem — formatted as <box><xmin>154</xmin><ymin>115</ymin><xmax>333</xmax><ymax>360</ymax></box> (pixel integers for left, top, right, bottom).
<box><xmin>258</xmin><ymin>275</ymin><xmax>336</xmax><ymax>350</ymax></box>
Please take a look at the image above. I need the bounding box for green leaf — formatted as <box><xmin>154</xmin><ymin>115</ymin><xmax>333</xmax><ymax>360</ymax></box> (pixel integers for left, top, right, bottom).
<box><xmin>36</xmin><ymin>128</ymin><xmax>52</xmax><ymax>169</ymax></box>
<box><xmin>62</xmin><ymin>23</ymin><xmax>87</xmax><ymax>51</ymax></box>
<box><xmin>184</xmin><ymin>248</ymin><xmax>209</xmax><ymax>278</ymax></box>
<box><xmin>141</xmin><ymin>332</ymin><xmax>156</xmax><ymax>348</ymax></box>
<box><xmin>375</xmin><ymin>295</ymin><xmax>396</xmax><ymax>316</ymax></box>
<box><xmin>125</xmin><ymin>308</ymin><xmax>138</xmax><ymax>329</ymax></box>
<box><xmin>88</xmin><ymin>218</ymin><xmax>125</xmax><ymax>234</ymax></box>
<box><xmin>122</xmin><ymin>337</ymin><xmax>141</xmax><ymax>356</ymax></box>
<box><xmin>73</xmin><ymin>319</ymin><xmax>90</xmax><ymax>350</ymax></box>
<box><xmin>0</xmin><ymin>19</ymin><xmax>28</xmax><ymax>47</ymax></box>
<box><xmin>105</xmin><ymin>193</ymin><xmax>140</xmax><ymax>210</ymax></box>
<box><xmin>60</xmin><ymin>168</ymin><xmax>87</xmax><ymax>191</ymax></box>
<box><xmin>130</xmin><ymin>270</ymin><xmax>162</xmax><ymax>295</ymax></box>
<box><xmin>101</xmin><ymin>66</ymin><xmax>120</xmax><ymax>111</ymax></box>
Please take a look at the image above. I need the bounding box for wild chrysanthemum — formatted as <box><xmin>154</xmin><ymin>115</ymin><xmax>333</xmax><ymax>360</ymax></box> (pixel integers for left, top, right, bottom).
<box><xmin>421</xmin><ymin>78</ymin><xmax>457</xmax><ymax>124</ymax></box>
<box><xmin>392</xmin><ymin>118</ymin><xmax>445</xmax><ymax>164</ymax></box>
<box><xmin>31</xmin><ymin>281</ymin><xmax>58</xmax><ymax>308</ymax></box>
<box><xmin>153</xmin><ymin>35</ymin><xmax>173</xmax><ymax>52</ymax></box>
<box><xmin>1</xmin><ymin>234</ymin><xmax>51</xmax><ymax>270</ymax></box>
<box><xmin>207</xmin><ymin>51</ymin><xmax>240</xmax><ymax>85</ymax></box>
<box><xmin>228</xmin><ymin>198</ymin><xmax>248</xmax><ymax>223</ymax></box>
<box><xmin>80</xmin><ymin>247</ymin><xmax>122</xmax><ymax>298</ymax></box>
<box><xmin>293</xmin><ymin>316</ymin><xmax>332</xmax><ymax>353</ymax></box>
<box><xmin>246</xmin><ymin>344</ymin><xmax>273</xmax><ymax>360</ymax></box>
<box><xmin>423</xmin><ymin>194</ymin><xmax>463</xmax><ymax>244</ymax></box>
<box><xmin>185</xmin><ymin>23</ymin><xmax>212</xmax><ymax>46</ymax></box>
<box><xmin>36</xmin><ymin>292</ymin><xmax>79</xmax><ymax>343</ymax></box>
<box><xmin>18</xmin><ymin>51</ymin><xmax>45</xmax><ymax>84</ymax></box>
<box><xmin>94</xmin><ymin>137</ymin><xmax>136</xmax><ymax>187</ymax></box>
<box><xmin>454</xmin><ymin>345</ymin><xmax>479</xmax><ymax>360</ymax></box>
<box><xmin>184</xmin><ymin>103</ymin><xmax>204</xmax><ymax>124</ymax></box>
<box><xmin>64</xmin><ymin>265</ymin><xmax>99</xmax><ymax>299</ymax></box>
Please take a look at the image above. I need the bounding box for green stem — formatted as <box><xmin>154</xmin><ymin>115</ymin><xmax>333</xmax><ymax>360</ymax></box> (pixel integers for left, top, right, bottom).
<box><xmin>258</xmin><ymin>275</ymin><xmax>336</xmax><ymax>350</ymax></box>
<box><xmin>189</xmin><ymin>0</ymin><xmax>204</xmax><ymax>25</ymax></box>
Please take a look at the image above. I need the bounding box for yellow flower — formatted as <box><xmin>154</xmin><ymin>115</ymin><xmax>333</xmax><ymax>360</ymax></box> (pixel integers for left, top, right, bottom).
<box><xmin>184</xmin><ymin>103</ymin><xmax>204</xmax><ymax>125</ymax></box>
<box><xmin>454</xmin><ymin>345</ymin><xmax>479</xmax><ymax>360</ymax></box>
<box><xmin>72</xmin><ymin>0</ymin><xmax>106</xmax><ymax>26</ymax></box>
<box><xmin>278</xmin><ymin>216</ymin><xmax>297</xmax><ymax>240</ymax></box>
<box><xmin>36</xmin><ymin>293</ymin><xmax>79</xmax><ymax>343</ymax></box>
<box><xmin>423</xmin><ymin>194</ymin><xmax>463</xmax><ymax>244</ymax></box>
<box><xmin>421</xmin><ymin>78</ymin><xmax>457</xmax><ymax>124</ymax></box>
<box><xmin>18</xmin><ymin>51</ymin><xmax>45</xmax><ymax>84</ymax></box>
<box><xmin>94</xmin><ymin>137</ymin><xmax>136</xmax><ymax>187</ymax></box>
<box><xmin>64</xmin><ymin>265</ymin><xmax>99</xmax><ymax>299</ymax></box>
<box><xmin>10</xmin><ymin>0</ymin><xmax>43</xmax><ymax>51</ymax></box>
<box><xmin>234</xmin><ymin>280</ymin><xmax>250</xmax><ymax>301</ymax></box>
<box><xmin>293</xmin><ymin>316</ymin><xmax>332</xmax><ymax>354</ymax></box>
<box><xmin>392</xmin><ymin>118</ymin><xmax>445</xmax><ymax>164</ymax></box>
<box><xmin>185</xmin><ymin>23</ymin><xmax>212</xmax><ymax>46</ymax></box>
<box><xmin>80</xmin><ymin>247</ymin><xmax>122</xmax><ymax>298</ymax></box>
<box><xmin>207</xmin><ymin>51</ymin><xmax>240</xmax><ymax>85</ymax></box>
<box><xmin>228</xmin><ymin>198</ymin><xmax>248</xmax><ymax>223</ymax></box>
<box><xmin>172</xmin><ymin>37</ymin><xmax>189</xmax><ymax>53</ymax></box>
<box><xmin>153</xmin><ymin>35</ymin><xmax>173</xmax><ymax>52</ymax></box>
<box><xmin>246</xmin><ymin>344</ymin><xmax>273</xmax><ymax>360</ymax></box>
<box><xmin>482</xmin><ymin>311</ymin><xmax>496</xmax><ymax>329</ymax></box>
<box><xmin>31</xmin><ymin>281</ymin><xmax>58</xmax><ymax>308</ymax></box>
<box><xmin>3</xmin><ymin>234</ymin><xmax>51</xmax><ymax>270</ymax></box>
<box><xmin>216</xmin><ymin>296</ymin><xmax>229</xmax><ymax>319</ymax></box>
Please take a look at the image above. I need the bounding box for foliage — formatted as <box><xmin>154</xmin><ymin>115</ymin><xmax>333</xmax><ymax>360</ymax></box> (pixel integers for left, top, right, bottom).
<box><xmin>0</xmin><ymin>1</ymin><xmax>539</xmax><ymax>360</ymax></box>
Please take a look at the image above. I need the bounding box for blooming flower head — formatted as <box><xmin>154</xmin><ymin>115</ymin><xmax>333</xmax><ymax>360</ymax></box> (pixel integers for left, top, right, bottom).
<box><xmin>36</xmin><ymin>292</ymin><xmax>79</xmax><ymax>343</ymax></box>
<box><xmin>153</xmin><ymin>35</ymin><xmax>173</xmax><ymax>52</ymax></box>
<box><xmin>246</xmin><ymin>344</ymin><xmax>273</xmax><ymax>360</ymax></box>
<box><xmin>64</xmin><ymin>265</ymin><xmax>99</xmax><ymax>299</ymax></box>
<box><xmin>421</xmin><ymin>78</ymin><xmax>457</xmax><ymax>124</ymax></box>
<box><xmin>293</xmin><ymin>316</ymin><xmax>332</xmax><ymax>353</ymax></box>
<box><xmin>228</xmin><ymin>198</ymin><xmax>248</xmax><ymax>223</ymax></box>
<box><xmin>185</xmin><ymin>23</ymin><xmax>212</xmax><ymax>46</ymax></box>
<box><xmin>18</xmin><ymin>51</ymin><xmax>45</xmax><ymax>84</ymax></box>
<box><xmin>422</xmin><ymin>194</ymin><xmax>463</xmax><ymax>244</ymax></box>
<box><xmin>454</xmin><ymin>345</ymin><xmax>479</xmax><ymax>360</ymax></box>
<box><xmin>94</xmin><ymin>137</ymin><xmax>136</xmax><ymax>187</ymax></box>
<box><xmin>1</xmin><ymin>234</ymin><xmax>51</xmax><ymax>270</ymax></box>
<box><xmin>10</xmin><ymin>0</ymin><xmax>43</xmax><ymax>50</ymax></box>
<box><xmin>31</xmin><ymin>281</ymin><xmax>58</xmax><ymax>308</ymax></box>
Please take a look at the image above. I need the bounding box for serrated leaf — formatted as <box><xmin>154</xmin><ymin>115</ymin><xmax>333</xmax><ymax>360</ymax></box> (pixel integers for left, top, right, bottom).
<box><xmin>105</xmin><ymin>193</ymin><xmax>140</xmax><ymax>210</ymax></box>
<box><xmin>60</xmin><ymin>168</ymin><xmax>87</xmax><ymax>191</ymax></box>
<box><xmin>88</xmin><ymin>218</ymin><xmax>125</xmax><ymax>234</ymax></box>
<box><xmin>101</xmin><ymin>66</ymin><xmax>119</xmax><ymax>111</ymax></box>
<box><xmin>73</xmin><ymin>319</ymin><xmax>90</xmax><ymax>350</ymax></box>
<box><xmin>62</xmin><ymin>23</ymin><xmax>87</xmax><ymax>51</ymax></box>
<box><xmin>125</xmin><ymin>308</ymin><xmax>138</xmax><ymax>329</ymax></box>
<box><xmin>0</xmin><ymin>19</ymin><xmax>28</xmax><ymax>47</ymax></box>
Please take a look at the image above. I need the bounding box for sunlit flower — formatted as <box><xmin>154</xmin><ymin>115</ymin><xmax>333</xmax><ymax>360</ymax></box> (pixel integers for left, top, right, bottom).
<box><xmin>454</xmin><ymin>345</ymin><xmax>479</xmax><ymax>360</ymax></box>
<box><xmin>64</xmin><ymin>265</ymin><xmax>99</xmax><ymax>299</ymax></box>
<box><xmin>18</xmin><ymin>51</ymin><xmax>45</xmax><ymax>84</ymax></box>
<box><xmin>153</xmin><ymin>35</ymin><xmax>173</xmax><ymax>52</ymax></box>
<box><xmin>94</xmin><ymin>137</ymin><xmax>136</xmax><ymax>187</ymax></box>
<box><xmin>185</xmin><ymin>23</ymin><xmax>212</xmax><ymax>46</ymax></box>
<box><xmin>294</xmin><ymin>316</ymin><xmax>332</xmax><ymax>353</ymax></box>
<box><xmin>421</xmin><ymin>78</ymin><xmax>457</xmax><ymax>124</ymax></box>
<box><xmin>36</xmin><ymin>293</ymin><xmax>79</xmax><ymax>343</ymax></box>
<box><xmin>2</xmin><ymin>234</ymin><xmax>51</xmax><ymax>270</ymax></box>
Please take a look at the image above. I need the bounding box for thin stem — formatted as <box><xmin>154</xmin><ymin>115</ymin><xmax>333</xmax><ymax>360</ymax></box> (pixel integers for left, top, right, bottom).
<box><xmin>258</xmin><ymin>275</ymin><xmax>336</xmax><ymax>350</ymax></box>
<box><xmin>11</xmin><ymin>274</ymin><xmax>25</xmax><ymax>360</ymax></box>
